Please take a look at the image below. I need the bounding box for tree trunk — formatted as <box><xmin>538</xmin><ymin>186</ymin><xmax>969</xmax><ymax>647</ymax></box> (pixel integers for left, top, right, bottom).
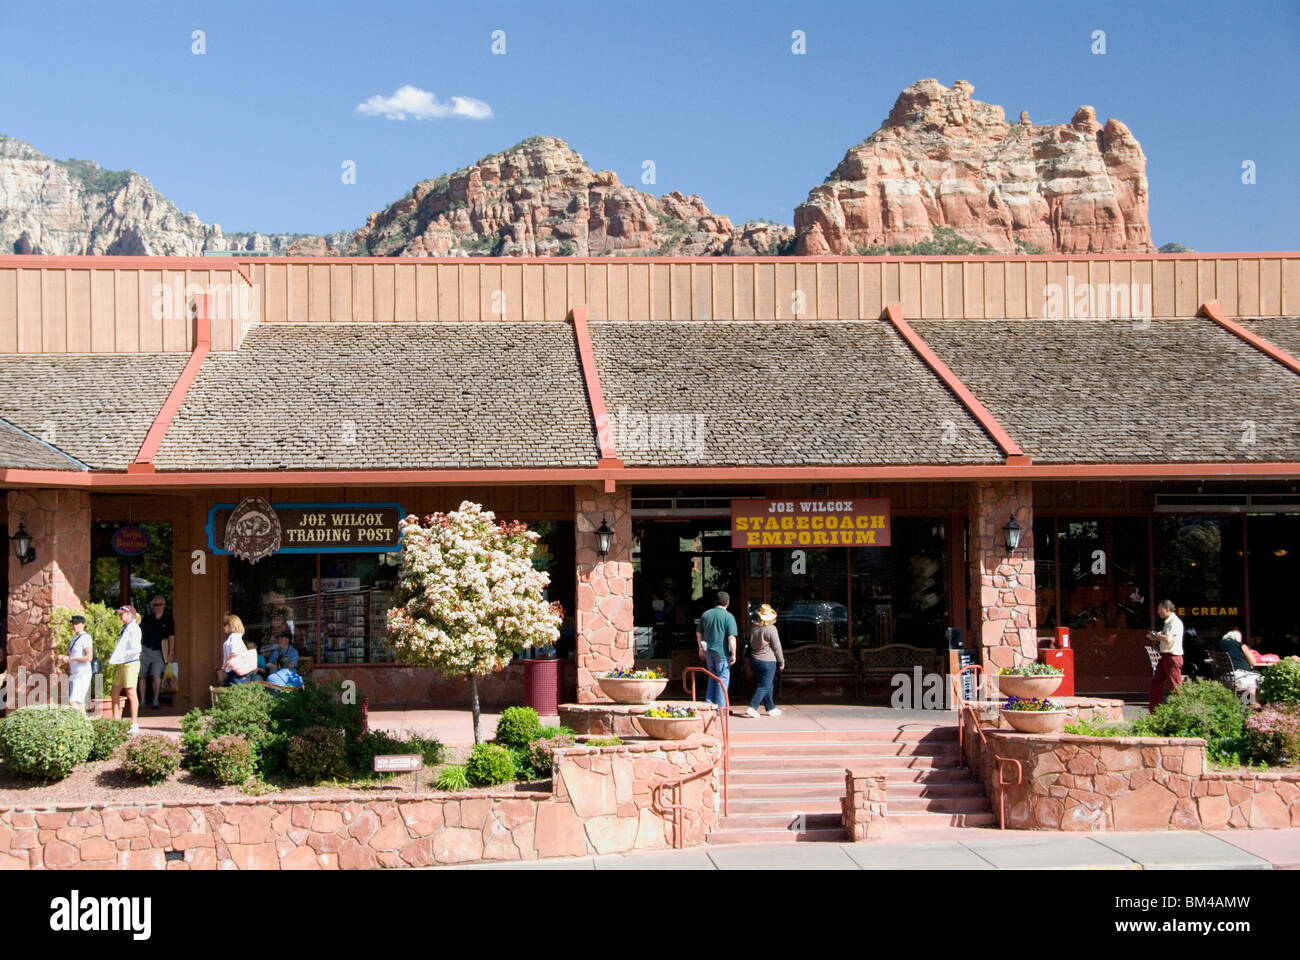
<box><xmin>469</xmin><ymin>674</ymin><xmax>482</xmax><ymax>745</ymax></box>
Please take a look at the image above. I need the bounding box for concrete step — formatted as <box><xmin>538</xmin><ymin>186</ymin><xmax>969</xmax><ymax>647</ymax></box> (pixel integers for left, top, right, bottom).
<box><xmin>706</xmin><ymin>827</ymin><xmax>849</xmax><ymax>846</ymax></box>
<box><xmin>729</xmin><ymin>766</ymin><xmax>974</xmax><ymax>786</ymax></box>
<box><xmin>730</xmin><ymin>741</ymin><xmax>960</xmax><ymax>759</ymax></box>
<box><xmin>727</xmin><ymin>780</ymin><xmax>986</xmax><ymax>802</ymax></box>
<box><xmin>728</xmin><ymin>728</ymin><xmax>956</xmax><ymax>745</ymax></box>
<box><xmin>886</xmin><ymin>811</ymin><xmax>998</xmax><ymax>828</ymax></box>
<box><xmin>729</xmin><ymin>754</ymin><xmax>959</xmax><ymax>771</ymax></box>
<box><xmin>725</xmin><ymin>795</ymin><xmax>989</xmax><ymax>816</ymax></box>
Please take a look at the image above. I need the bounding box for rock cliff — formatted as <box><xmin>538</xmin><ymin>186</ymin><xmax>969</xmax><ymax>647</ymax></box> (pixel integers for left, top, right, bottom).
<box><xmin>794</xmin><ymin>79</ymin><xmax>1152</xmax><ymax>255</ymax></box>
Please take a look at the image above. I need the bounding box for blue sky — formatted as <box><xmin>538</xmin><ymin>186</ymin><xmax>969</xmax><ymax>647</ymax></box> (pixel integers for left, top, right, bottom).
<box><xmin>1</xmin><ymin>0</ymin><xmax>1296</xmax><ymax>250</ymax></box>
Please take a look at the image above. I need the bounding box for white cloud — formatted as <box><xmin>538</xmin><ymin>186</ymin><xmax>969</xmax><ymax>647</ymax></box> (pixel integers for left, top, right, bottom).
<box><xmin>355</xmin><ymin>85</ymin><xmax>493</xmax><ymax>121</ymax></box>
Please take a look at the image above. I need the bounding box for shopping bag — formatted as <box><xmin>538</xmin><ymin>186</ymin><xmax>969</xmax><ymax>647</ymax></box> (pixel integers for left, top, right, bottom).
<box><xmin>162</xmin><ymin>662</ymin><xmax>180</xmax><ymax>694</ymax></box>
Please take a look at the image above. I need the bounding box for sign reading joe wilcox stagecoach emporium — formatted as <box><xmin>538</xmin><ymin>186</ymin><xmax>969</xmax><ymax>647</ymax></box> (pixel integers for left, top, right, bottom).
<box><xmin>730</xmin><ymin>498</ymin><xmax>891</xmax><ymax>548</ymax></box>
<box><xmin>206</xmin><ymin>500</ymin><xmax>404</xmax><ymax>564</ymax></box>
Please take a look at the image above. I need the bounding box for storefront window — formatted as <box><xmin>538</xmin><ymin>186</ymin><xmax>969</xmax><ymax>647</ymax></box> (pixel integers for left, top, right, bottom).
<box><xmin>850</xmin><ymin>518</ymin><xmax>947</xmax><ymax>650</ymax></box>
<box><xmin>1246</xmin><ymin>514</ymin><xmax>1298</xmax><ymax>653</ymax></box>
<box><xmin>632</xmin><ymin>522</ymin><xmax>739</xmax><ymax>658</ymax></box>
<box><xmin>1154</xmin><ymin>515</ymin><xmax>1245</xmax><ymax>644</ymax></box>
<box><xmin>767</xmin><ymin>548</ymin><xmax>849</xmax><ymax>648</ymax></box>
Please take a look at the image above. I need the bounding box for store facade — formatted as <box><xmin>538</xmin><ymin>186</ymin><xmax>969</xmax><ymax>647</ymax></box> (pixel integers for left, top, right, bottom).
<box><xmin>2</xmin><ymin>252</ymin><xmax>1298</xmax><ymax>708</ymax></box>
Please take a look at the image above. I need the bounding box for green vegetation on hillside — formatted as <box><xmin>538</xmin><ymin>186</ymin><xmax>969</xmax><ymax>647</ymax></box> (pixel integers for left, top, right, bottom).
<box><xmin>854</xmin><ymin>226</ymin><xmax>996</xmax><ymax>256</ymax></box>
<box><xmin>61</xmin><ymin>158</ymin><xmax>132</xmax><ymax>195</ymax></box>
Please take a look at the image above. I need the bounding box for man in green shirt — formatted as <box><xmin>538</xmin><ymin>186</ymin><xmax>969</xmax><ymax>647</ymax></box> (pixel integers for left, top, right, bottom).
<box><xmin>696</xmin><ymin>591</ymin><xmax>738</xmax><ymax>711</ymax></box>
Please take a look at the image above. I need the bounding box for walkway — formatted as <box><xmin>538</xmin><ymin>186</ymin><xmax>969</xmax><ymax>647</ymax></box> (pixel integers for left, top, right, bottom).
<box><xmin>442</xmin><ymin>828</ymin><xmax>1300</xmax><ymax>870</ymax></box>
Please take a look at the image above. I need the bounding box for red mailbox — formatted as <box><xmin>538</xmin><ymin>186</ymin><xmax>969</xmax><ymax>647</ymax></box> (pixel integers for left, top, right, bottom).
<box><xmin>1040</xmin><ymin>646</ymin><xmax>1074</xmax><ymax>697</ymax></box>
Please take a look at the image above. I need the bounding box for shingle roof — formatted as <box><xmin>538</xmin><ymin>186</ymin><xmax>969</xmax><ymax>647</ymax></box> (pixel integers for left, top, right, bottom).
<box><xmin>0</xmin><ymin>354</ymin><xmax>189</xmax><ymax>469</ymax></box>
<box><xmin>587</xmin><ymin>321</ymin><xmax>1004</xmax><ymax>466</ymax></box>
<box><xmin>1239</xmin><ymin>318</ymin><xmax>1300</xmax><ymax>360</ymax></box>
<box><xmin>0</xmin><ymin>417</ymin><xmax>87</xmax><ymax>470</ymax></box>
<box><xmin>911</xmin><ymin>318</ymin><xmax>1300</xmax><ymax>463</ymax></box>
<box><xmin>152</xmin><ymin>323</ymin><xmax>598</xmax><ymax>470</ymax></box>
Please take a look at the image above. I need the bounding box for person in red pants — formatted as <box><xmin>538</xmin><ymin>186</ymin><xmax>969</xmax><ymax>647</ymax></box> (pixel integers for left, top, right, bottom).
<box><xmin>1148</xmin><ymin>599</ymin><xmax>1185</xmax><ymax>712</ymax></box>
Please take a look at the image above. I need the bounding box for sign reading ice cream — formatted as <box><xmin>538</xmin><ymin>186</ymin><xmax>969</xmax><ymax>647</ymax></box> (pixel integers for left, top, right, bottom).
<box><xmin>731</xmin><ymin>498</ymin><xmax>890</xmax><ymax>548</ymax></box>
<box><xmin>207</xmin><ymin>501</ymin><xmax>404</xmax><ymax>558</ymax></box>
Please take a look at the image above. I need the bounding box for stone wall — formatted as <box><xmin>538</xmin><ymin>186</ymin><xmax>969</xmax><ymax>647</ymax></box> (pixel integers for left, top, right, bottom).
<box><xmin>574</xmin><ymin>486</ymin><xmax>634</xmax><ymax>703</ymax></box>
<box><xmin>968</xmin><ymin>481</ymin><xmax>1036</xmax><ymax>672</ymax></box>
<box><xmin>977</xmin><ymin>730</ymin><xmax>1300</xmax><ymax>831</ymax></box>
<box><xmin>968</xmin><ymin>696</ymin><xmax>1124</xmax><ymax>730</ymax></box>
<box><xmin>5</xmin><ymin>489</ymin><xmax>90</xmax><ymax>677</ymax></box>
<box><xmin>841</xmin><ymin>769</ymin><xmax>887</xmax><ymax>840</ymax></box>
<box><xmin>0</xmin><ymin>737</ymin><xmax>721</xmax><ymax>869</ymax></box>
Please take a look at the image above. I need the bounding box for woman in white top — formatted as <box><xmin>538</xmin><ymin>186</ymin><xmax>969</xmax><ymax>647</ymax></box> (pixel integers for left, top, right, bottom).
<box><xmin>56</xmin><ymin>614</ymin><xmax>96</xmax><ymax>710</ymax></box>
<box><xmin>217</xmin><ymin>614</ymin><xmax>258</xmax><ymax>686</ymax></box>
<box><xmin>108</xmin><ymin>605</ymin><xmax>142</xmax><ymax>732</ymax></box>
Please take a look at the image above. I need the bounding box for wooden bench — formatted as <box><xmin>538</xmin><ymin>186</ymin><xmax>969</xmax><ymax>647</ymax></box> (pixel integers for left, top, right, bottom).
<box><xmin>857</xmin><ymin>643</ymin><xmax>943</xmax><ymax>681</ymax></box>
<box><xmin>777</xmin><ymin>645</ymin><xmax>860</xmax><ymax>698</ymax></box>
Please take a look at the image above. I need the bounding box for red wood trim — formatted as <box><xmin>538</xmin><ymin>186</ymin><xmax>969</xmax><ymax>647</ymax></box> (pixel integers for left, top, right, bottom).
<box><xmin>127</xmin><ymin>295</ymin><xmax>212</xmax><ymax>473</ymax></box>
<box><xmin>5</xmin><ymin>460</ymin><xmax>1300</xmax><ymax>489</ymax></box>
<box><xmin>883</xmin><ymin>303</ymin><xmax>1026</xmax><ymax>459</ymax></box>
<box><xmin>1200</xmin><ymin>301</ymin><xmax>1300</xmax><ymax>376</ymax></box>
<box><xmin>2</xmin><ymin>252</ymin><xmax>1297</xmax><ymax>268</ymax></box>
<box><xmin>568</xmin><ymin>304</ymin><xmax>620</xmax><ymax>462</ymax></box>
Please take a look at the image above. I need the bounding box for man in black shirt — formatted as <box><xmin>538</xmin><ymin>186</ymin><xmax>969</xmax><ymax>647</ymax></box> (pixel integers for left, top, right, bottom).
<box><xmin>139</xmin><ymin>595</ymin><xmax>175</xmax><ymax>709</ymax></box>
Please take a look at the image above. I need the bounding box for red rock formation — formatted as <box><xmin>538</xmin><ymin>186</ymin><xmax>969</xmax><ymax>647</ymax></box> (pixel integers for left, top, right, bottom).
<box><xmin>794</xmin><ymin>79</ymin><xmax>1152</xmax><ymax>255</ymax></box>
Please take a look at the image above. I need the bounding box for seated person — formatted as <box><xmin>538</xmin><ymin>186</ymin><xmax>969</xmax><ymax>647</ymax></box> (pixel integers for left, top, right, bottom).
<box><xmin>267</xmin><ymin>631</ymin><xmax>299</xmax><ymax>672</ymax></box>
<box><xmin>1242</xmin><ymin>639</ymin><xmax>1280</xmax><ymax>664</ymax></box>
<box><xmin>1218</xmin><ymin>630</ymin><xmax>1261</xmax><ymax>694</ymax></box>
<box><xmin>265</xmin><ymin>654</ymin><xmax>303</xmax><ymax>689</ymax></box>
<box><xmin>223</xmin><ymin>637</ymin><xmax>261</xmax><ymax>686</ymax></box>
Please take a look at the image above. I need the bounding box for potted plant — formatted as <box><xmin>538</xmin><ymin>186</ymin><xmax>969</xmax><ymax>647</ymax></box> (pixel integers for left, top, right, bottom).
<box><xmin>633</xmin><ymin>705</ymin><xmax>704</xmax><ymax>740</ymax></box>
<box><xmin>996</xmin><ymin>662</ymin><xmax>1064</xmax><ymax>699</ymax></box>
<box><xmin>1001</xmin><ymin>696</ymin><xmax>1069</xmax><ymax>733</ymax></box>
<box><xmin>594</xmin><ymin>666</ymin><xmax>669</xmax><ymax>704</ymax></box>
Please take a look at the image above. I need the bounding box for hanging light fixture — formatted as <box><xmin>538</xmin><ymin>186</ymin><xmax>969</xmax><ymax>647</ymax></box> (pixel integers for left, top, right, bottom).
<box><xmin>1002</xmin><ymin>514</ymin><xmax>1022</xmax><ymax>553</ymax></box>
<box><xmin>595</xmin><ymin>518</ymin><xmax>613</xmax><ymax>558</ymax></box>
<box><xmin>10</xmin><ymin>523</ymin><xmax>35</xmax><ymax>565</ymax></box>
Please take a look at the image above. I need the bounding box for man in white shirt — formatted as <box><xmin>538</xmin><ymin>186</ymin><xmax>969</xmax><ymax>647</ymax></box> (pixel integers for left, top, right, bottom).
<box><xmin>1148</xmin><ymin>599</ymin><xmax>1185</xmax><ymax>712</ymax></box>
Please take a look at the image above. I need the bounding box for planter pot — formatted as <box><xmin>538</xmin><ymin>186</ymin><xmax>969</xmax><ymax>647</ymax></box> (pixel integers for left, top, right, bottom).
<box><xmin>633</xmin><ymin>714</ymin><xmax>705</xmax><ymax>740</ymax></box>
<box><xmin>595</xmin><ymin>675</ymin><xmax>669</xmax><ymax>704</ymax></box>
<box><xmin>996</xmin><ymin>674</ymin><xmax>1063</xmax><ymax>699</ymax></box>
<box><xmin>1002</xmin><ymin>709</ymin><xmax>1068</xmax><ymax>734</ymax></box>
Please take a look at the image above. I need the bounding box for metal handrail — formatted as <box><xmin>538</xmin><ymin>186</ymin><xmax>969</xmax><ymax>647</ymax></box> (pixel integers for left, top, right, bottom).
<box><xmin>645</xmin><ymin>665</ymin><xmax>731</xmax><ymax>849</ymax></box>
<box><xmin>950</xmin><ymin>662</ymin><xmax>1013</xmax><ymax>830</ymax></box>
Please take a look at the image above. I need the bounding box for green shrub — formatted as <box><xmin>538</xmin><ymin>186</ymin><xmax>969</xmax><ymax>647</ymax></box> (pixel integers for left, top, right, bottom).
<box><xmin>270</xmin><ymin>682</ymin><xmax>361</xmax><ymax>739</ymax></box>
<box><xmin>287</xmin><ymin>726</ymin><xmax>348</xmax><ymax>782</ymax></box>
<box><xmin>1063</xmin><ymin>716</ymin><xmax>1131</xmax><ymax>738</ymax></box>
<box><xmin>89</xmin><ymin>717</ymin><xmax>134</xmax><ymax>761</ymax></box>
<box><xmin>1132</xmin><ymin>679</ymin><xmax>1248</xmax><ymax>764</ymax></box>
<box><xmin>403</xmin><ymin>734</ymin><xmax>445</xmax><ymax>766</ymax></box>
<box><xmin>494</xmin><ymin>706</ymin><xmax>543</xmax><ymax>750</ymax></box>
<box><xmin>1259</xmin><ymin>659</ymin><xmax>1300</xmax><ymax>705</ymax></box>
<box><xmin>121</xmin><ymin>735</ymin><xmax>180</xmax><ymax>784</ymax></box>
<box><xmin>465</xmin><ymin>743</ymin><xmax>516</xmax><ymax>786</ymax></box>
<box><xmin>1243</xmin><ymin>704</ymin><xmax>1300</xmax><ymax>766</ymax></box>
<box><xmin>434</xmin><ymin>764</ymin><xmax>470</xmax><ymax>791</ymax></box>
<box><xmin>538</xmin><ymin>724</ymin><xmax>576</xmax><ymax>739</ymax></box>
<box><xmin>0</xmin><ymin>705</ymin><xmax>93</xmax><ymax>780</ymax></box>
<box><xmin>582</xmin><ymin>736</ymin><xmax>623</xmax><ymax>747</ymax></box>
<box><xmin>526</xmin><ymin>734</ymin><xmax>574</xmax><ymax>776</ymax></box>
<box><xmin>181</xmin><ymin>685</ymin><xmax>280</xmax><ymax>775</ymax></box>
<box><xmin>205</xmin><ymin>734</ymin><xmax>257</xmax><ymax>786</ymax></box>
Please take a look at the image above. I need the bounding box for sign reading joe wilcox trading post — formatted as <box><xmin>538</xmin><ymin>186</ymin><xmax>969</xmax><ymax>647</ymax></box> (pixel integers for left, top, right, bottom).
<box><xmin>207</xmin><ymin>500</ymin><xmax>404</xmax><ymax>561</ymax></box>
<box><xmin>730</xmin><ymin>498</ymin><xmax>891</xmax><ymax>548</ymax></box>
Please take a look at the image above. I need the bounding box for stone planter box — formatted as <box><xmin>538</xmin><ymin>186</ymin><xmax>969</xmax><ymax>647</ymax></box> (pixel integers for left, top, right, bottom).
<box><xmin>595</xmin><ymin>675</ymin><xmax>669</xmax><ymax>704</ymax></box>
<box><xmin>1001</xmin><ymin>709</ymin><xmax>1069</xmax><ymax>734</ymax></box>
<box><xmin>633</xmin><ymin>714</ymin><xmax>705</xmax><ymax>740</ymax></box>
<box><xmin>996</xmin><ymin>674</ymin><xmax>1063</xmax><ymax>699</ymax></box>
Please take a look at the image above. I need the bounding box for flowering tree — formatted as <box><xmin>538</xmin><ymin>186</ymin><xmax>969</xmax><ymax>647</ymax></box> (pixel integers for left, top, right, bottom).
<box><xmin>386</xmin><ymin>501</ymin><xmax>562</xmax><ymax>744</ymax></box>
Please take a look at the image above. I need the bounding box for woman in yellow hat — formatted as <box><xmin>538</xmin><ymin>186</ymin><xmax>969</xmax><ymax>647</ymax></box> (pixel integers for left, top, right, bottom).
<box><xmin>746</xmin><ymin>604</ymin><xmax>785</xmax><ymax>718</ymax></box>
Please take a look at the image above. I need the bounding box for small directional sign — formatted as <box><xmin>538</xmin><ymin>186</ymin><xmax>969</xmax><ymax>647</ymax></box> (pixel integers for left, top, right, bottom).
<box><xmin>373</xmin><ymin>754</ymin><xmax>422</xmax><ymax>773</ymax></box>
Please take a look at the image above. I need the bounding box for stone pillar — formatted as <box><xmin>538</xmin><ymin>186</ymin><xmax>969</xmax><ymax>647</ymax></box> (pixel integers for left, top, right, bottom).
<box><xmin>842</xmin><ymin>768</ymin><xmax>887</xmax><ymax>840</ymax></box>
<box><xmin>574</xmin><ymin>485</ymin><xmax>633</xmax><ymax>703</ymax></box>
<box><xmin>6</xmin><ymin>489</ymin><xmax>91</xmax><ymax>677</ymax></box>
<box><xmin>968</xmin><ymin>480</ymin><xmax>1037</xmax><ymax>676</ymax></box>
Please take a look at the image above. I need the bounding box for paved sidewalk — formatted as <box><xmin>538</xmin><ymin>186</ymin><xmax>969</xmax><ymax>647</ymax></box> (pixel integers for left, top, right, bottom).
<box><xmin>431</xmin><ymin>828</ymin><xmax>1300</xmax><ymax>871</ymax></box>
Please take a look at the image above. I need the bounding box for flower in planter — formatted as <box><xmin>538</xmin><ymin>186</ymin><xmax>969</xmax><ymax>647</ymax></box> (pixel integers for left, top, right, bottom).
<box><xmin>997</xmin><ymin>663</ymin><xmax>1063</xmax><ymax>676</ymax></box>
<box><xmin>1002</xmin><ymin>696</ymin><xmax>1062</xmax><ymax>712</ymax></box>
<box><xmin>645</xmin><ymin>706</ymin><xmax>697</xmax><ymax>719</ymax></box>
<box><xmin>605</xmin><ymin>667</ymin><xmax>666</xmax><ymax>680</ymax></box>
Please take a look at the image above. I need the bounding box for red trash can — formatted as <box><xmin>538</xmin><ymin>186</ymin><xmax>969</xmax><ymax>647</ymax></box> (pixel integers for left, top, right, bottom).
<box><xmin>523</xmin><ymin>658</ymin><xmax>560</xmax><ymax>716</ymax></box>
